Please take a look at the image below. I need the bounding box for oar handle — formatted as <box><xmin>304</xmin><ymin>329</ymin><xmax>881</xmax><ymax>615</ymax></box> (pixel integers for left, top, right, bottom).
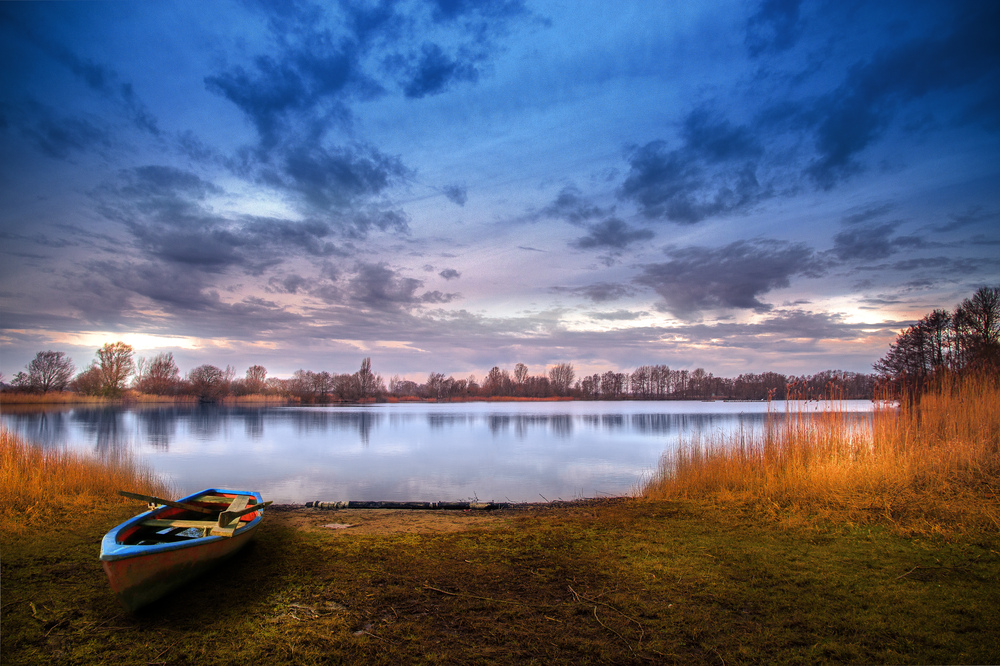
<box><xmin>118</xmin><ymin>490</ymin><xmax>215</xmax><ymax>515</ymax></box>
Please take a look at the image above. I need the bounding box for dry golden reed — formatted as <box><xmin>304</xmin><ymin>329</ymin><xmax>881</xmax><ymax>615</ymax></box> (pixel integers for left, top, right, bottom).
<box><xmin>0</xmin><ymin>391</ymin><xmax>108</xmax><ymax>405</ymax></box>
<box><xmin>643</xmin><ymin>372</ymin><xmax>1000</xmax><ymax>533</ymax></box>
<box><xmin>0</xmin><ymin>428</ymin><xmax>171</xmax><ymax>531</ymax></box>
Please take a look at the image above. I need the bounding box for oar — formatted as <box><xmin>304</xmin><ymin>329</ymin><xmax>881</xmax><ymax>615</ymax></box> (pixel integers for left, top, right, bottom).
<box><xmin>218</xmin><ymin>500</ymin><xmax>273</xmax><ymax>527</ymax></box>
<box><xmin>118</xmin><ymin>490</ymin><xmax>216</xmax><ymax>515</ymax></box>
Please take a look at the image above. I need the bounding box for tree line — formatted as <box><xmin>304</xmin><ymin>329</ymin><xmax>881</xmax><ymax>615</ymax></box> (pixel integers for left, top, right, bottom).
<box><xmin>874</xmin><ymin>286</ymin><xmax>1000</xmax><ymax>392</ymax></box>
<box><xmin>7</xmin><ymin>288</ymin><xmax>994</xmax><ymax>403</ymax></box>
<box><xmin>5</xmin><ymin>344</ymin><xmax>877</xmax><ymax>403</ymax></box>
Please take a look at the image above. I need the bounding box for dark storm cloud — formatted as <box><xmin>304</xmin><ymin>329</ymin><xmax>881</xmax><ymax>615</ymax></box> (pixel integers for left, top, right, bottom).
<box><xmin>570</xmin><ymin>218</ymin><xmax>654</xmax><ymax>251</ymax></box>
<box><xmin>619</xmin><ymin>109</ymin><xmax>767</xmax><ymax>224</ymax></box>
<box><xmin>439</xmin><ymin>268</ymin><xmax>461</xmax><ymax>280</ymax></box>
<box><xmin>634</xmin><ymin>240</ymin><xmax>823</xmax><ymax>318</ymax></box>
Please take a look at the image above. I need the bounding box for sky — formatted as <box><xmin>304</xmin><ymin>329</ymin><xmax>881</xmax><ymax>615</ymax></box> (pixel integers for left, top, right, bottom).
<box><xmin>1</xmin><ymin>0</ymin><xmax>999</xmax><ymax>383</ymax></box>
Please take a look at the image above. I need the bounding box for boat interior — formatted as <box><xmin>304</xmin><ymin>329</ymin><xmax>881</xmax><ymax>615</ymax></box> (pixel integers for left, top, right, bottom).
<box><xmin>117</xmin><ymin>493</ymin><xmax>264</xmax><ymax>546</ymax></box>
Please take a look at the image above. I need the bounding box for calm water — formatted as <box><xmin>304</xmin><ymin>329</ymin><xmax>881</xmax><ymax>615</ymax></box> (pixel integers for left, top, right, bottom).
<box><xmin>1</xmin><ymin>400</ymin><xmax>875</xmax><ymax>504</ymax></box>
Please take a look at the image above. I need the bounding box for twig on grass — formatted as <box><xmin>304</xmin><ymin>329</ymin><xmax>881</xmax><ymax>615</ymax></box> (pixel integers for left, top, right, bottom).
<box><xmin>893</xmin><ymin>564</ymin><xmax>969</xmax><ymax>581</ymax></box>
<box><xmin>593</xmin><ymin>606</ymin><xmax>636</xmax><ymax>656</ymax></box>
<box><xmin>422</xmin><ymin>584</ymin><xmax>556</xmax><ymax>608</ymax></box>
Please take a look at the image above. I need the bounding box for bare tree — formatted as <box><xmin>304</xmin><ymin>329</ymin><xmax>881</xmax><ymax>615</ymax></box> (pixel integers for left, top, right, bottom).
<box><xmin>96</xmin><ymin>342</ymin><xmax>135</xmax><ymax>397</ymax></box>
<box><xmin>245</xmin><ymin>365</ymin><xmax>268</xmax><ymax>394</ymax></box>
<box><xmin>514</xmin><ymin>363</ymin><xmax>529</xmax><ymax>386</ymax></box>
<box><xmin>25</xmin><ymin>350</ymin><xmax>75</xmax><ymax>392</ymax></box>
<box><xmin>548</xmin><ymin>363</ymin><xmax>575</xmax><ymax>396</ymax></box>
<box><xmin>954</xmin><ymin>286</ymin><xmax>1000</xmax><ymax>364</ymax></box>
<box><xmin>355</xmin><ymin>357</ymin><xmax>382</xmax><ymax>401</ymax></box>
<box><xmin>187</xmin><ymin>364</ymin><xmax>234</xmax><ymax>402</ymax></box>
<box><xmin>71</xmin><ymin>365</ymin><xmax>104</xmax><ymax>396</ymax></box>
<box><xmin>134</xmin><ymin>352</ymin><xmax>180</xmax><ymax>395</ymax></box>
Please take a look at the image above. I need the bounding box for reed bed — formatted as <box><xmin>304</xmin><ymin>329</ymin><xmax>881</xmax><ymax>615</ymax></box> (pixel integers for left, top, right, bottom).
<box><xmin>0</xmin><ymin>428</ymin><xmax>170</xmax><ymax>532</ymax></box>
<box><xmin>0</xmin><ymin>391</ymin><xmax>108</xmax><ymax>405</ymax></box>
<box><xmin>221</xmin><ymin>393</ymin><xmax>289</xmax><ymax>404</ymax></box>
<box><xmin>643</xmin><ymin>372</ymin><xmax>1000</xmax><ymax>533</ymax></box>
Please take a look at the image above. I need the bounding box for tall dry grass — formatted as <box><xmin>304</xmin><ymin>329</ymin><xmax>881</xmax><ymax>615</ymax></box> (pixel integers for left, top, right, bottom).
<box><xmin>0</xmin><ymin>428</ymin><xmax>171</xmax><ymax>531</ymax></box>
<box><xmin>643</xmin><ymin>373</ymin><xmax>1000</xmax><ymax>533</ymax></box>
<box><xmin>0</xmin><ymin>391</ymin><xmax>109</xmax><ymax>405</ymax></box>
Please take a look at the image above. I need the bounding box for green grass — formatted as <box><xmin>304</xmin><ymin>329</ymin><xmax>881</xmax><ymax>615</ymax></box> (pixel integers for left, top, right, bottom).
<box><xmin>2</xmin><ymin>500</ymin><xmax>998</xmax><ymax>664</ymax></box>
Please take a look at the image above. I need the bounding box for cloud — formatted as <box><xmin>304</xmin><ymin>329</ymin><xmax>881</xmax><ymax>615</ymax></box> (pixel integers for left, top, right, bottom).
<box><xmin>442</xmin><ymin>184</ymin><xmax>468</xmax><ymax>206</ymax></box>
<box><xmin>260</xmin><ymin>142</ymin><xmax>410</xmax><ymax>215</ymax></box>
<box><xmin>832</xmin><ymin>223</ymin><xmax>899</xmax><ymax>261</ymax></box>
<box><xmin>439</xmin><ymin>268</ymin><xmax>461</xmax><ymax>280</ymax></box>
<box><xmin>267</xmin><ymin>274</ymin><xmax>309</xmax><ymax>294</ymax></box>
<box><xmin>13</xmin><ymin>101</ymin><xmax>112</xmax><ymax>160</ymax></box>
<box><xmin>551</xmin><ymin>282</ymin><xmax>636</xmax><ymax>303</ymax></box>
<box><xmin>346</xmin><ymin>262</ymin><xmax>457</xmax><ymax>312</ymax></box>
<box><xmin>398</xmin><ymin>42</ymin><xmax>479</xmax><ymax>98</ymax></box>
<box><xmin>570</xmin><ymin>218</ymin><xmax>654</xmax><ymax>251</ymax></box>
<box><xmin>541</xmin><ymin>185</ymin><xmax>611</xmax><ymax>225</ymax></box>
<box><xmin>618</xmin><ymin>109</ymin><xmax>767</xmax><ymax>224</ymax></box>
<box><xmin>617</xmin><ymin>1</ymin><xmax>1000</xmax><ymax>223</ymax></box>
<box><xmin>1</xmin><ymin>7</ymin><xmax>161</xmax><ymax>137</ymax></box>
<box><xmin>746</xmin><ymin>0</ymin><xmax>803</xmax><ymax>57</ymax></box>
<box><xmin>802</xmin><ymin>2</ymin><xmax>1000</xmax><ymax>188</ymax></box>
<box><xmin>934</xmin><ymin>206</ymin><xmax>998</xmax><ymax>232</ymax></box>
<box><xmin>94</xmin><ymin>165</ymin><xmax>356</xmax><ymax>274</ymax></box>
<box><xmin>634</xmin><ymin>239</ymin><xmax>823</xmax><ymax>318</ymax></box>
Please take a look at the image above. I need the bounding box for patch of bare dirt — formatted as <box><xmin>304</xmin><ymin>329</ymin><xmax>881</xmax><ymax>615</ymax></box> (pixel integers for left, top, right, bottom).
<box><xmin>267</xmin><ymin>504</ymin><xmax>506</xmax><ymax>535</ymax></box>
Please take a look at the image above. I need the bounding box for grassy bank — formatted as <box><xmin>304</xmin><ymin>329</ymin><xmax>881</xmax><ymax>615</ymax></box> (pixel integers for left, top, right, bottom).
<box><xmin>2</xmin><ymin>500</ymin><xmax>998</xmax><ymax>664</ymax></box>
<box><xmin>0</xmin><ymin>429</ymin><xmax>170</xmax><ymax>532</ymax></box>
<box><xmin>644</xmin><ymin>372</ymin><xmax>1000</xmax><ymax>534</ymax></box>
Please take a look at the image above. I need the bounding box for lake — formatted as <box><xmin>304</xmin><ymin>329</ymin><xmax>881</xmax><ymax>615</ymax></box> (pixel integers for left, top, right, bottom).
<box><xmin>1</xmin><ymin>400</ymin><xmax>875</xmax><ymax>504</ymax></box>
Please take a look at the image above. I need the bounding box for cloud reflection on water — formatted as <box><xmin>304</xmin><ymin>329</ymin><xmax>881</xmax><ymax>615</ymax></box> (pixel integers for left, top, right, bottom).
<box><xmin>1</xmin><ymin>401</ymin><xmax>874</xmax><ymax>503</ymax></box>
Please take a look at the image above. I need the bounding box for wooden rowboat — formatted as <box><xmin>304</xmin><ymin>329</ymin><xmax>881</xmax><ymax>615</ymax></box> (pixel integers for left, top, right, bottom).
<box><xmin>100</xmin><ymin>488</ymin><xmax>271</xmax><ymax>611</ymax></box>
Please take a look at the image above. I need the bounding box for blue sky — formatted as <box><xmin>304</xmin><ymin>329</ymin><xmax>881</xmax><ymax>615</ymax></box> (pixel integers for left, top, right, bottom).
<box><xmin>2</xmin><ymin>0</ymin><xmax>998</xmax><ymax>382</ymax></box>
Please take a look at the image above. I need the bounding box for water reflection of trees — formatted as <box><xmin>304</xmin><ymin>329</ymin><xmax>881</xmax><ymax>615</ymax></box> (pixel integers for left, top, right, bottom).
<box><xmin>137</xmin><ymin>408</ymin><xmax>180</xmax><ymax>450</ymax></box>
<box><xmin>289</xmin><ymin>409</ymin><xmax>382</xmax><ymax>446</ymax></box>
<box><xmin>1</xmin><ymin>408</ymin><xmax>72</xmax><ymax>447</ymax></box>
<box><xmin>485</xmin><ymin>414</ymin><xmax>574</xmax><ymax>439</ymax></box>
<box><xmin>71</xmin><ymin>407</ymin><xmax>131</xmax><ymax>454</ymax></box>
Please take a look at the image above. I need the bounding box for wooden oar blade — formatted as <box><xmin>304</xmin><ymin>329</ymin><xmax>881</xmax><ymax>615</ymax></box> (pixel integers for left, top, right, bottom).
<box><xmin>218</xmin><ymin>500</ymin><xmax>272</xmax><ymax>528</ymax></box>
